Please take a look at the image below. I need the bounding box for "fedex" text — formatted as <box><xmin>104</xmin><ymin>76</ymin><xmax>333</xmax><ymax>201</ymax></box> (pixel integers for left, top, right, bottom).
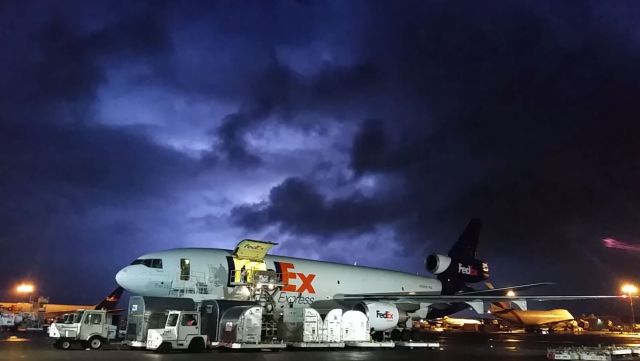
<box><xmin>458</xmin><ymin>263</ymin><xmax>478</xmax><ymax>276</ymax></box>
<box><xmin>275</xmin><ymin>262</ymin><xmax>317</xmax><ymax>294</ymax></box>
<box><xmin>376</xmin><ymin>310</ymin><xmax>395</xmax><ymax>320</ymax></box>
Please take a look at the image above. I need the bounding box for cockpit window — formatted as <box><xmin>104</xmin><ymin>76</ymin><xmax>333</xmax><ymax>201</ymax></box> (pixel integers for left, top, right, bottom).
<box><xmin>130</xmin><ymin>258</ymin><xmax>163</xmax><ymax>269</ymax></box>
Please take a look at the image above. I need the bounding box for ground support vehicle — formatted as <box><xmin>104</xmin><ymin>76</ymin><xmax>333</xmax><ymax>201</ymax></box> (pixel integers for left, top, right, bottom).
<box><xmin>48</xmin><ymin>309</ymin><xmax>118</xmax><ymax>350</ymax></box>
<box><xmin>146</xmin><ymin>310</ymin><xmax>207</xmax><ymax>352</ymax></box>
<box><xmin>124</xmin><ymin>296</ymin><xmax>195</xmax><ymax>348</ymax></box>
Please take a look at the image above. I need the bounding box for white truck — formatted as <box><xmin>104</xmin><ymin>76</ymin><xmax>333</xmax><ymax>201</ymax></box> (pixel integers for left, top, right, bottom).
<box><xmin>48</xmin><ymin>309</ymin><xmax>118</xmax><ymax>350</ymax></box>
<box><xmin>0</xmin><ymin>312</ymin><xmax>15</xmax><ymax>331</ymax></box>
<box><xmin>146</xmin><ymin>310</ymin><xmax>207</xmax><ymax>352</ymax></box>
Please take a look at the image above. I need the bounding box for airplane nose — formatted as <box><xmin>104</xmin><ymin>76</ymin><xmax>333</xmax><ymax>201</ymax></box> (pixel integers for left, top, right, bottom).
<box><xmin>115</xmin><ymin>268</ymin><xmax>130</xmax><ymax>289</ymax></box>
<box><xmin>116</xmin><ymin>265</ymin><xmax>151</xmax><ymax>293</ymax></box>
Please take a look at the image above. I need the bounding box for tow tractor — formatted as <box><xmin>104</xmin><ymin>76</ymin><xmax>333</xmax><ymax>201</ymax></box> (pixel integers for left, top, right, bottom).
<box><xmin>0</xmin><ymin>311</ymin><xmax>15</xmax><ymax>331</ymax></box>
<box><xmin>48</xmin><ymin>309</ymin><xmax>118</xmax><ymax>350</ymax></box>
<box><xmin>146</xmin><ymin>310</ymin><xmax>207</xmax><ymax>352</ymax></box>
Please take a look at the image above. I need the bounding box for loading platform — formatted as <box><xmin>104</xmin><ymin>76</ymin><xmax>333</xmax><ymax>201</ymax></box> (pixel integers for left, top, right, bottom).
<box><xmin>219</xmin><ymin>342</ymin><xmax>287</xmax><ymax>350</ymax></box>
<box><xmin>395</xmin><ymin>341</ymin><xmax>440</xmax><ymax>349</ymax></box>
<box><xmin>345</xmin><ymin>341</ymin><xmax>395</xmax><ymax>348</ymax></box>
<box><xmin>287</xmin><ymin>342</ymin><xmax>345</xmax><ymax>348</ymax></box>
<box><xmin>547</xmin><ymin>346</ymin><xmax>633</xmax><ymax>360</ymax></box>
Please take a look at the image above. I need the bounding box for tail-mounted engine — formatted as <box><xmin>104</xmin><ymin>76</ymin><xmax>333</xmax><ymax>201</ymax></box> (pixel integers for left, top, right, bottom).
<box><xmin>425</xmin><ymin>254</ymin><xmax>489</xmax><ymax>284</ymax></box>
<box><xmin>424</xmin><ymin>219</ymin><xmax>489</xmax><ymax>294</ymax></box>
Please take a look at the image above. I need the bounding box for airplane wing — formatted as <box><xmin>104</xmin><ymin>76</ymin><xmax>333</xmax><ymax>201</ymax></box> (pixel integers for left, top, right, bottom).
<box><xmin>333</xmin><ymin>282</ymin><xmax>629</xmax><ymax>302</ymax></box>
<box><xmin>333</xmin><ymin>293</ymin><xmax>627</xmax><ymax>302</ymax></box>
<box><xmin>534</xmin><ymin>319</ymin><xmax>575</xmax><ymax>327</ymax></box>
<box><xmin>460</xmin><ymin>283</ymin><xmax>554</xmax><ymax>296</ymax></box>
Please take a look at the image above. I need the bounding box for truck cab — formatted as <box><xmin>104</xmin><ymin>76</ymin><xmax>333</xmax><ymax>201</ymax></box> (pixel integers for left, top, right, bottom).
<box><xmin>48</xmin><ymin>309</ymin><xmax>118</xmax><ymax>350</ymax></box>
<box><xmin>0</xmin><ymin>312</ymin><xmax>15</xmax><ymax>331</ymax></box>
<box><xmin>146</xmin><ymin>310</ymin><xmax>207</xmax><ymax>352</ymax></box>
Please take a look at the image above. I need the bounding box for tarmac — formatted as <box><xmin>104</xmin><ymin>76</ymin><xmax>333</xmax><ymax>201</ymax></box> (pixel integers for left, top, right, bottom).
<box><xmin>2</xmin><ymin>330</ymin><xmax>640</xmax><ymax>361</ymax></box>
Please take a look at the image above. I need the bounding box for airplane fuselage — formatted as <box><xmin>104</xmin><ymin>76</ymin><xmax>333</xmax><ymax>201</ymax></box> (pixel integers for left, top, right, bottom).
<box><xmin>0</xmin><ymin>302</ymin><xmax>94</xmax><ymax>316</ymax></box>
<box><xmin>491</xmin><ymin>308</ymin><xmax>574</xmax><ymax>327</ymax></box>
<box><xmin>116</xmin><ymin>248</ymin><xmax>441</xmax><ymax>309</ymax></box>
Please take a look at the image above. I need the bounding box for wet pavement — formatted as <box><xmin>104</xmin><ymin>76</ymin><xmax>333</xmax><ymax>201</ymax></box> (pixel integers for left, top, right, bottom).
<box><xmin>2</xmin><ymin>330</ymin><xmax>640</xmax><ymax>361</ymax></box>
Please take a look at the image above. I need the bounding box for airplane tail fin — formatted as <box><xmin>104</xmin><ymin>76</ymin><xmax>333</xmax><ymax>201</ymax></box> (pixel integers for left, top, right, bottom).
<box><xmin>94</xmin><ymin>286</ymin><xmax>123</xmax><ymax>310</ymax></box>
<box><xmin>426</xmin><ymin>219</ymin><xmax>489</xmax><ymax>295</ymax></box>
<box><xmin>448</xmin><ymin>218</ymin><xmax>482</xmax><ymax>259</ymax></box>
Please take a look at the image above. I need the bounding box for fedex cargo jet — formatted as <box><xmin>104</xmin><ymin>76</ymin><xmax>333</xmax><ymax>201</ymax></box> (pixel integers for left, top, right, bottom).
<box><xmin>115</xmin><ymin>219</ymin><xmax>617</xmax><ymax>334</ymax></box>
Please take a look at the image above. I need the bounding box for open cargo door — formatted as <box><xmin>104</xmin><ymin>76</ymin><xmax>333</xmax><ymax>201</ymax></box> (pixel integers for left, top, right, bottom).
<box><xmin>232</xmin><ymin>239</ymin><xmax>277</xmax><ymax>262</ymax></box>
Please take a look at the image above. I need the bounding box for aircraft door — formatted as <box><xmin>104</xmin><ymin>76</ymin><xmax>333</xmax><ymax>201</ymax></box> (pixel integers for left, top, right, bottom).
<box><xmin>232</xmin><ymin>239</ymin><xmax>277</xmax><ymax>262</ymax></box>
<box><xmin>178</xmin><ymin>313</ymin><xmax>199</xmax><ymax>342</ymax></box>
<box><xmin>229</xmin><ymin>239</ymin><xmax>277</xmax><ymax>285</ymax></box>
<box><xmin>82</xmin><ymin>312</ymin><xmax>104</xmax><ymax>338</ymax></box>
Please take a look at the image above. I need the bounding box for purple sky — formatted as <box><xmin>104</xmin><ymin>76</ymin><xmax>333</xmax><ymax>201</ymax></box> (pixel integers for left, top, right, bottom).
<box><xmin>1</xmin><ymin>1</ymin><xmax>640</xmax><ymax>315</ymax></box>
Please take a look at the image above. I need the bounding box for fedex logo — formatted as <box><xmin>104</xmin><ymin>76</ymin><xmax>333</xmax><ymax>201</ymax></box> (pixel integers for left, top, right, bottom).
<box><xmin>458</xmin><ymin>263</ymin><xmax>478</xmax><ymax>276</ymax></box>
<box><xmin>275</xmin><ymin>262</ymin><xmax>316</xmax><ymax>294</ymax></box>
<box><xmin>243</xmin><ymin>243</ymin><xmax>265</xmax><ymax>251</ymax></box>
<box><xmin>376</xmin><ymin>310</ymin><xmax>395</xmax><ymax>320</ymax></box>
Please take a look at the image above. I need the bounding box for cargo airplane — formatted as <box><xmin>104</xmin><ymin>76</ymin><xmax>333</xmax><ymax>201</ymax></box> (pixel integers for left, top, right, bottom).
<box><xmin>0</xmin><ymin>287</ymin><xmax>123</xmax><ymax>323</ymax></box>
<box><xmin>115</xmin><ymin>219</ymin><xmax>619</xmax><ymax>337</ymax></box>
<box><xmin>488</xmin><ymin>302</ymin><xmax>576</xmax><ymax>332</ymax></box>
<box><xmin>482</xmin><ymin>282</ymin><xmax>576</xmax><ymax>332</ymax></box>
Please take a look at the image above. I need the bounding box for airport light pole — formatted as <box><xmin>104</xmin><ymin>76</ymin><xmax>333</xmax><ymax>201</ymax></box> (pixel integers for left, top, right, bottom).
<box><xmin>16</xmin><ymin>283</ymin><xmax>35</xmax><ymax>305</ymax></box>
<box><xmin>621</xmin><ymin>284</ymin><xmax>638</xmax><ymax>329</ymax></box>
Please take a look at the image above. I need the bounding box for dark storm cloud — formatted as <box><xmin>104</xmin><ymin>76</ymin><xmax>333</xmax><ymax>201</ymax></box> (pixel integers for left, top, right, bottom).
<box><xmin>205</xmin><ymin>60</ymin><xmax>379</xmax><ymax>167</ymax></box>
<box><xmin>230</xmin><ymin>1</ymin><xmax>640</xmax><ymax>296</ymax></box>
<box><xmin>0</xmin><ymin>1</ymin><xmax>172</xmax><ymax>122</ymax></box>
<box><xmin>349</xmin><ymin>1</ymin><xmax>640</xmax><ymax>270</ymax></box>
<box><xmin>232</xmin><ymin>177</ymin><xmax>399</xmax><ymax>237</ymax></box>
<box><xmin>0</xmin><ymin>120</ymin><xmax>194</xmax><ymax>201</ymax></box>
<box><xmin>3</xmin><ymin>0</ymin><xmax>640</xmax><ymax>309</ymax></box>
<box><xmin>0</xmin><ymin>120</ymin><xmax>197</xmax><ymax>301</ymax></box>
<box><xmin>0</xmin><ymin>1</ymin><xmax>193</xmax><ymax>302</ymax></box>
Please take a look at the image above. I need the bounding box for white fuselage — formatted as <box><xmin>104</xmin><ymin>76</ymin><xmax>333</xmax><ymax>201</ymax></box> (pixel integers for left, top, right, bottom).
<box><xmin>115</xmin><ymin>248</ymin><xmax>441</xmax><ymax>308</ymax></box>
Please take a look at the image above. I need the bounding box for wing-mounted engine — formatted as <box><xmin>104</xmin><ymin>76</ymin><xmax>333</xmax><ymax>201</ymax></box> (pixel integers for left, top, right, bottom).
<box><xmin>353</xmin><ymin>302</ymin><xmax>408</xmax><ymax>331</ymax></box>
